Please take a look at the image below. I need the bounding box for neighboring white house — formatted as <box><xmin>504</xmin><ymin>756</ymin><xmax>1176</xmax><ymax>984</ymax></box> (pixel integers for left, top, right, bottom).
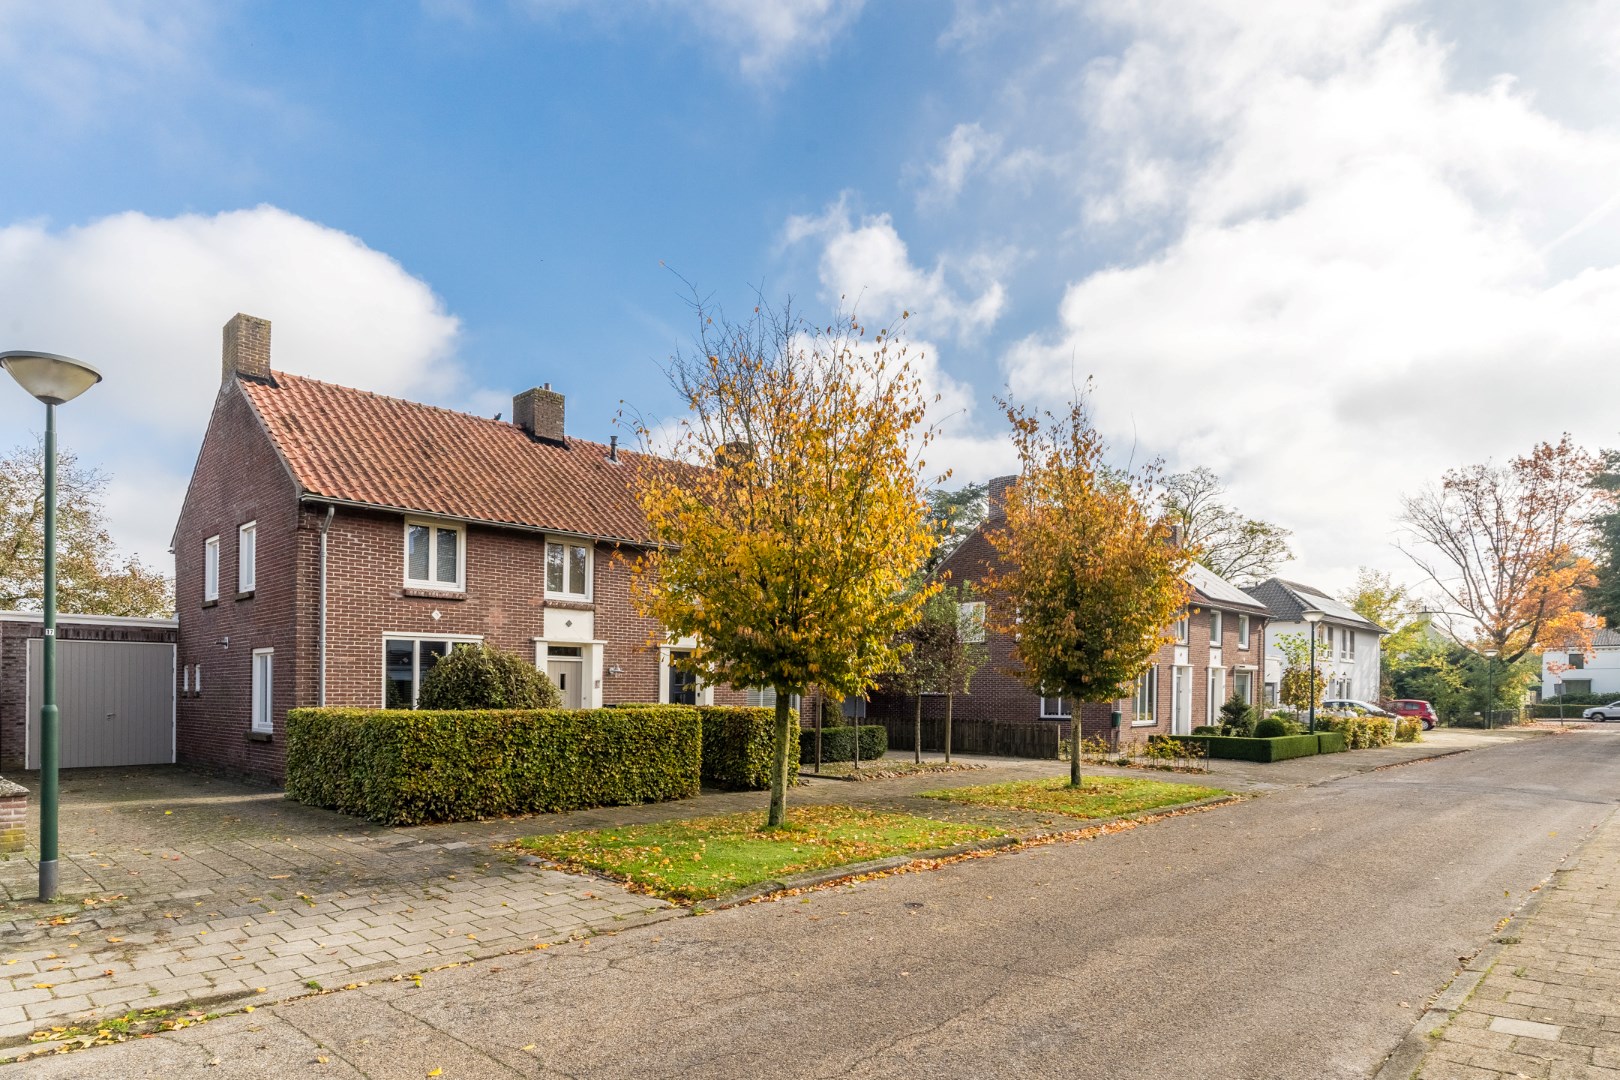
<box><xmin>1541</xmin><ymin>628</ymin><xmax>1620</xmax><ymax>700</ymax></box>
<box><xmin>1243</xmin><ymin>578</ymin><xmax>1387</xmax><ymax>704</ymax></box>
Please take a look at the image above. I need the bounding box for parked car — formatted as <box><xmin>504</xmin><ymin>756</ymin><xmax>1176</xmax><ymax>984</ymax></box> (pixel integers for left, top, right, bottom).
<box><xmin>1583</xmin><ymin>701</ymin><xmax>1620</xmax><ymax>722</ymax></box>
<box><xmin>1386</xmin><ymin>699</ymin><xmax>1438</xmax><ymax>730</ymax></box>
<box><xmin>1322</xmin><ymin>698</ymin><xmax>1395</xmax><ymax>718</ymax></box>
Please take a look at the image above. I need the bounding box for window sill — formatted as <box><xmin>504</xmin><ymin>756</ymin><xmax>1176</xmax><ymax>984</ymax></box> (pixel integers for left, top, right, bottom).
<box><xmin>235</xmin><ymin>590</ymin><xmax>255</xmax><ymax>601</ymax></box>
<box><xmin>543</xmin><ymin>595</ymin><xmax>593</xmax><ymax>608</ymax></box>
<box><xmin>246</xmin><ymin>731</ymin><xmax>273</xmax><ymax>743</ymax></box>
<box><xmin>402</xmin><ymin>586</ymin><xmax>466</xmax><ymax>600</ymax></box>
<box><xmin>1131</xmin><ymin>720</ymin><xmax>1157</xmax><ymax>727</ymax></box>
<box><xmin>201</xmin><ymin>599</ymin><xmax>218</xmax><ymax>609</ymax></box>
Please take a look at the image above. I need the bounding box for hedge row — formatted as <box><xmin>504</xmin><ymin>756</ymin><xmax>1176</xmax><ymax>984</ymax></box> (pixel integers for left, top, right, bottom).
<box><xmin>699</xmin><ymin>706</ymin><xmax>791</xmax><ymax>790</ymax></box>
<box><xmin>1169</xmin><ymin>733</ymin><xmax>1321</xmax><ymax>763</ymax></box>
<box><xmin>1316</xmin><ymin>731</ymin><xmax>1347</xmax><ymax>754</ymax></box>
<box><xmin>285</xmin><ymin>706</ymin><xmax>702</xmax><ymax>825</ymax></box>
<box><xmin>799</xmin><ymin>724</ymin><xmax>887</xmax><ymax>764</ymax></box>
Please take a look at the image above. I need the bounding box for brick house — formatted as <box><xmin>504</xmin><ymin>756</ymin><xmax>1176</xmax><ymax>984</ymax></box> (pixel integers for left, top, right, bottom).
<box><xmin>174</xmin><ymin>314</ymin><xmax>751</xmax><ymax>784</ymax></box>
<box><xmin>868</xmin><ymin>477</ymin><xmax>1272</xmax><ymax>739</ymax></box>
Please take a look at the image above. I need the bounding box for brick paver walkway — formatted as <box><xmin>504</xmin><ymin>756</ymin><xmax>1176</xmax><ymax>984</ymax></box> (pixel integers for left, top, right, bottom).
<box><xmin>1408</xmin><ymin>805</ymin><xmax>1620</xmax><ymax>1079</ymax></box>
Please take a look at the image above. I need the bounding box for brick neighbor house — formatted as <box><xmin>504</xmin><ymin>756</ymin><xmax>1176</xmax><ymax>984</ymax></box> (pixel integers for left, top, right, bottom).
<box><xmin>868</xmin><ymin>477</ymin><xmax>1272</xmax><ymax>739</ymax></box>
<box><xmin>174</xmin><ymin>313</ymin><xmax>756</xmax><ymax>784</ymax></box>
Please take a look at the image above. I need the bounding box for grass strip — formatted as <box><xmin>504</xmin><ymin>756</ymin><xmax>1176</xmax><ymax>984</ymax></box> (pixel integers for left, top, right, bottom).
<box><xmin>512</xmin><ymin>804</ymin><xmax>1002</xmax><ymax>902</ymax></box>
<box><xmin>920</xmin><ymin>774</ymin><xmax>1228</xmax><ymax>819</ymax></box>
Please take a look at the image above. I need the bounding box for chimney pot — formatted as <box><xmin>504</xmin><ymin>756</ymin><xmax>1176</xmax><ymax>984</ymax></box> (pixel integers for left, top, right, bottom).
<box><xmin>222</xmin><ymin>313</ymin><xmax>272</xmax><ymax>383</ymax></box>
<box><xmin>609</xmin><ymin>434</ymin><xmax>619</xmax><ymax>463</ymax></box>
<box><xmin>513</xmin><ymin>385</ymin><xmax>566</xmax><ymax>443</ymax></box>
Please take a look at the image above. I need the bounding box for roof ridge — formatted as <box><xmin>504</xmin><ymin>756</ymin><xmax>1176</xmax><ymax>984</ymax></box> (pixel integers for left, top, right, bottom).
<box><xmin>253</xmin><ymin>369</ymin><xmax>635</xmax><ymax>457</ymax></box>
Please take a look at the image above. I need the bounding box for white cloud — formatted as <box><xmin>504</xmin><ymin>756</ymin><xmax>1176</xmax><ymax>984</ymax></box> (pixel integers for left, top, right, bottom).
<box><xmin>0</xmin><ymin>207</ymin><xmax>466</xmax><ymax>568</ymax></box>
<box><xmin>994</xmin><ymin>0</ymin><xmax>1620</xmax><ymax>592</ymax></box>
<box><xmin>915</xmin><ymin>123</ymin><xmax>1004</xmax><ymax>209</ymax></box>
<box><xmin>784</xmin><ymin>198</ymin><xmax>1008</xmax><ymax>342</ymax></box>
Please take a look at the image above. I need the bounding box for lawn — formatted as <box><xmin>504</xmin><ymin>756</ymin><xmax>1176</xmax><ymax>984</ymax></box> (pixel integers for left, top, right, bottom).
<box><xmin>512</xmin><ymin>805</ymin><xmax>1002</xmax><ymax>902</ymax></box>
<box><xmin>920</xmin><ymin>775</ymin><xmax>1229</xmax><ymax>819</ymax></box>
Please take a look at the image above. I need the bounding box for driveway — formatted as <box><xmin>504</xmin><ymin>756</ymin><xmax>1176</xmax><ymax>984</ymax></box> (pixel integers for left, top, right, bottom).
<box><xmin>8</xmin><ymin>728</ymin><xmax>1604</xmax><ymax>1076</ymax></box>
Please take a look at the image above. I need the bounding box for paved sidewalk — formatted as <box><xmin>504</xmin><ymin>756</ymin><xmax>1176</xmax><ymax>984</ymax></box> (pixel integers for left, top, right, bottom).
<box><xmin>1398</xmin><ymin>801</ymin><xmax>1620</xmax><ymax>1080</ymax></box>
<box><xmin>0</xmin><ymin>730</ymin><xmax>1517</xmax><ymax>1052</ymax></box>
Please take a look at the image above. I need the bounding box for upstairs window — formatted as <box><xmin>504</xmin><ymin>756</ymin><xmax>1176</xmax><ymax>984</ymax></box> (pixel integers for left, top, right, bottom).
<box><xmin>405</xmin><ymin>520</ymin><xmax>463</xmax><ymax>590</ymax></box>
<box><xmin>1173</xmin><ymin>614</ymin><xmax>1189</xmax><ymax>644</ymax></box>
<box><xmin>958</xmin><ymin>601</ymin><xmax>987</xmax><ymax>643</ymax></box>
<box><xmin>1569</xmin><ymin>652</ymin><xmax>1586</xmax><ymax>670</ymax></box>
<box><xmin>204</xmin><ymin>536</ymin><xmax>220</xmax><ymax>602</ymax></box>
<box><xmin>545</xmin><ymin>539</ymin><xmax>591</xmax><ymax>598</ymax></box>
<box><xmin>1344</xmin><ymin>630</ymin><xmax>1356</xmax><ymax>660</ymax></box>
<box><xmin>238</xmin><ymin>521</ymin><xmax>257</xmax><ymax>593</ymax></box>
<box><xmin>1238</xmin><ymin>614</ymin><xmax>1251</xmax><ymax>649</ymax></box>
<box><xmin>1210</xmin><ymin>610</ymin><xmax>1222</xmax><ymax>643</ymax></box>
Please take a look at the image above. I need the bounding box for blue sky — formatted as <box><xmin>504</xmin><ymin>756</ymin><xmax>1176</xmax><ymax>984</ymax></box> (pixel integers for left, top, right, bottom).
<box><xmin>2</xmin><ymin>0</ymin><xmax>1619</xmax><ymax>596</ymax></box>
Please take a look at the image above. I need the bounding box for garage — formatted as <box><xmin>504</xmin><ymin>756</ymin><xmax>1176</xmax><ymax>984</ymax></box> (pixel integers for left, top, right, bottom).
<box><xmin>1</xmin><ymin>613</ymin><xmax>177</xmax><ymax>771</ymax></box>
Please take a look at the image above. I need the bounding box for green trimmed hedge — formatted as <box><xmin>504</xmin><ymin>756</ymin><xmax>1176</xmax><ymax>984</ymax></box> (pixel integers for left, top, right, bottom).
<box><xmin>799</xmin><ymin>724</ymin><xmax>887</xmax><ymax>764</ymax></box>
<box><xmin>285</xmin><ymin>707</ymin><xmax>701</xmax><ymax>825</ymax></box>
<box><xmin>697</xmin><ymin>706</ymin><xmax>790</xmax><ymax>790</ymax></box>
<box><xmin>1316</xmin><ymin>731</ymin><xmax>1347</xmax><ymax>754</ymax></box>
<box><xmin>1170</xmin><ymin>734</ymin><xmax>1321</xmax><ymax>763</ymax></box>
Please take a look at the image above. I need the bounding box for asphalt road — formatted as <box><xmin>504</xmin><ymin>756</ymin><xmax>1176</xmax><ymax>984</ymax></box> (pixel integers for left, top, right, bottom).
<box><xmin>19</xmin><ymin>731</ymin><xmax>1620</xmax><ymax>1080</ymax></box>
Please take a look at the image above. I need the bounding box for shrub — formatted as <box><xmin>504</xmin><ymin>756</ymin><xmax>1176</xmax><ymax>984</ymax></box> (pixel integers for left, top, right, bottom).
<box><xmin>1252</xmin><ymin>716</ymin><xmax>1289</xmax><ymax>739</ymax></box>
<box><xmin>799</xmin><ymin>724</ymin><xmax>887</xmax><ymax>764</ymax></box>
<box><xmin>1395</xmin><ymin>718</ymin><xmax>1422</xmax><ymax>743</ymax></box>
<box><xmin>1218</xmin><ymin>695</ymin><xmax>1257</xmax><ymax>737</ymax></box>
<box><xmin>1316</xmin><ymin>731</ymin><xmax>1347</xmax><ymax>754</ymax></box>
<box><xmin>1169</xmin><ymin>734</ymin><xmax>1319</xmax><ymax>763</ymax></box>
<box><xmin>416</xmin><ymin>645</ymin><xmax>562</xmax><ymax>710</ymax></box>
<box><xmin>698</xmin><ymin>706</ymin><xmax>788</xmax><ymax>790</ymax></box>
<box><xmin>285</xmin><ymin>706</ymin><xmax>701</xmax><ymax>824</ymax></box>
<box><xmin>1191</xmin><ymin>725</ymin><xmax>1220</xmax><ymax>735</ymax></box>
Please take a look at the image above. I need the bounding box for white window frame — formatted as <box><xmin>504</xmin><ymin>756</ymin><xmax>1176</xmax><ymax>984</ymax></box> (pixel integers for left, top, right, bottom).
<box><xmin>204</xmin><ymin>535</ymin><xmax>220</xmax><ymax>602</ymax></box>
<box><xmin>195</xmin><ymin>663</ymin><xmax>203</xmax><ymax>696</ymax></box>
<box><xmin>1238</xmin><ymin>614</ymin><xmax>1250</xmax><ymax>649</ymax></box>
<box><xmin>958</xmin><ymin>601</ymin><xmax>987</xmax><ymax>644</ymax></box>
<box><xmin>1234</xmin><ymin>670</ymin><xmax>1253</xmax><ymax>704</ymax></box>
<box><xmin>1210</xmin><ymin>610</ymin><xmax>1222</xmax><ymax>643</ymax></box>
<box><xmin>658</xmin><ymin>644</ymin><xmax>712</xmax><ymax>706</ymax></box>
<box><xmin>251</xmin><ymin>648</ymin><xmax>274</xmax><ymax>734</ymax></box>
<box><xmin>1039</xmin><ymin>694</ymin><xmax>1072</xmax><ymax>718</ymax></box>
<box><xmin>544</xmin><ymin>537</ymin><xmax>594</xmax><ymax>601</ymax></box>
<box><xmin>238</xmin><ymin>521</ymin><xmax>257</xmax><ymax>593</ymax></box>
<box><xmin>1207</xmin><ymin>667</ymin><xmax>1223</xmax><ymax>724</ymax></box>
<box><xmin>382</xmin><ymin>633</ymin><xmax>483</xmax><ymax>708</ymax></box>
<box><xmin>182</xmin><ymin>664</ymin><xmax>191</xmax><ymax>695</ymax></box>
<box><xmin>1344</xmin><ymin>630</ymin><xmax>1356</xmax><ymax>661</ymax></box>
<box><xmin>1173</xmin><ymin>614</ymin><xmax>1189</xmax><ymax>644</ymax></box>
<box><xmin>403</xmin><ymin>518</ymin><xmax>466</xmax><ymax>592</ymax></box>
<box><xmin>1133</xmin><ymin>666</ymin><xmax>1159</xmax><ymax>726</ymax></box>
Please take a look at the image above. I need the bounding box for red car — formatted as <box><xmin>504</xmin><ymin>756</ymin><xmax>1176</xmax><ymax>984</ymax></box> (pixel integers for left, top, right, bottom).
<box><xmin>1387</xmin><ymin>699</ymin><xmax>1438</xmax><ymax>730</ymax></box>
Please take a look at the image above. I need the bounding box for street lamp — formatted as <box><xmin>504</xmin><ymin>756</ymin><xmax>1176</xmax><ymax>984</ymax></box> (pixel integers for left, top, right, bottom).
<box><xmin>1301</xmin><ymin>608</ymin><xmax>1325</xmax><ymax>734</ymax></box>
<box><xmin>1482</xmin><ymin>647</ymin><xmax>1499</xmax><ymax>730</ymax></box>
<box><xmin>1</xmin><ymin>350</ymin><xmax>101</xmax><ymax>902</ymax></box>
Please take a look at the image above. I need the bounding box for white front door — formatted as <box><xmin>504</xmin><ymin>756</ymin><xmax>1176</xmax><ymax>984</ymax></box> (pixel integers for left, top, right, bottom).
<box><xmin>547</xmin><ymin>659</ymin><xmax>583</xmax><ymax>708</ymax></box>
<box><xmin>1172</xmin><ymin>665</ymin><xmax>1194</xmax><ymax>735</ymax></box>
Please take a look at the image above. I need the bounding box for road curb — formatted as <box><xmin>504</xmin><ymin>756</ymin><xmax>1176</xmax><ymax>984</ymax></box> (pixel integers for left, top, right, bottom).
<box><xmin>1369</xmin><ymin>806</ymin><xmax>1615</xmax><ymax>1080</ymax></box>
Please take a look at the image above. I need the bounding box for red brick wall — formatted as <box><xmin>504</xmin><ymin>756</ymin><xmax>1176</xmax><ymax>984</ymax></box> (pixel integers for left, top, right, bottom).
<box><xmin>0</xmin><ymin>789</ymin><xmax>24</xmax><ymax>852</ymax></box>
<box><xmin>0</xmin><ymin>619</ymin><xmax>177</xmax><ymax>771</ymax></box>
<box><xmin>174</xmin><ymin>383</ymin><xmax>302</xmax><ymax>781</ymax></box>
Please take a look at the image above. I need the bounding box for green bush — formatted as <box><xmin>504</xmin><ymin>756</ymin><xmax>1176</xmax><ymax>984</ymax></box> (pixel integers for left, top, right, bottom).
<box><xmin>1192</xmin><ymin>725</ymin><xmax>1221</xmax><ymax>735</ymax></box>
<box><xmin>798</xmin><ymin>724</ymin><xmax>887</xmax><ymax>764</ymax></box>
<box><xmin>1252</xmin><ymin>716</ymin><xmax>1289</xmax><ymax>739</ymax></box>
<box><xmin>1218</xmin><ymin>694</ymin><xmax>1257</xmax><ymax>737</ymax></box>
<box><xmin>1395</xmin><ymin>718</ymin><xmax>1422</xmax><ymax>743</ymax></box>
<box><xmin>1170</xmin><ymin>734</ymin><xmax>1320</xmax><ymax>763</ymax></box>
<box><xmin>416</xmin><ymin>644</ymin><xmax>562</xmax><ymax>710</ymax></box>
<box><xmin>1316</xmin><ymin>731</ymin><xmax>1347</xmax><ymax>754</ymax></box>
<box><xmin>698</xmin><ymin>706</ymin><xmax>790</xmax><ymax>790</ymax></box>
<box><xmin>285</xmin><ymin>706</ymin><xmax>701</xmax><ymax>824</ymax></box>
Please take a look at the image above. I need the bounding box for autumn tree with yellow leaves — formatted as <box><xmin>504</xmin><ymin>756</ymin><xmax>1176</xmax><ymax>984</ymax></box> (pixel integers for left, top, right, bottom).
<box><xmin>986</xmin><ymin>395</ymin><xmax>1191</xmax><ymax>787</ymax></box>
<box><xmin>631</xmin><ymin>296</ymin><xmax>938</xmax><ymax>827</ymax></box>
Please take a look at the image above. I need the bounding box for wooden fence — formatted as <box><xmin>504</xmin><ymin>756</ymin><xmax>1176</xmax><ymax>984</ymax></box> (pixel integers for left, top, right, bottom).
<box><xmin>874</xmin><ymin>715</ymin><xmax>1062</xmax><ymax>760</ymax></box>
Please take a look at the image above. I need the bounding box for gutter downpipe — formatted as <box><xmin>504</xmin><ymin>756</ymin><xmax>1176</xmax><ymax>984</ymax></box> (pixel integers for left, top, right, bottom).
<box><xmin>319</xmin><ymin>504</ymin><xmax>334</xmax><ymax>706</ymax></box>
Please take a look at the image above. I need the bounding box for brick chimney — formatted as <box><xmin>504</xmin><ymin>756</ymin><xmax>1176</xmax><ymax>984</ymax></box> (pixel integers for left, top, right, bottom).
<box><xmin>513</xmin><ymin>384</ymin><xmax>565</xmax><ymax>443</ymax></box>
<box><xmin>222</xmin><ymin>313</ymin><xmax>272</xmax><ymax>383</ymax></box>
<box><xmin>986</xmin><ymin>475</ymin><xmax>1016</xmax><ymax>522</ymax></box>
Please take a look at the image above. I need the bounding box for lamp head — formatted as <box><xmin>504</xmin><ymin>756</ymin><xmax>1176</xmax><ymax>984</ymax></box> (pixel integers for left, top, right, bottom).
<box><xmin>1482</xmin><ymin>647</ymin><xmax>1499</xmax><ymax>659</ymax></box>
<box><xmin>0</xmin><ymin>351</ymin><xmax>101</xmax><ymax>406</ymax></box>
<box><xmin>1300</xmin><ymin>608</ymin><xmax>1325</xmax><ymax>625</ymax></box>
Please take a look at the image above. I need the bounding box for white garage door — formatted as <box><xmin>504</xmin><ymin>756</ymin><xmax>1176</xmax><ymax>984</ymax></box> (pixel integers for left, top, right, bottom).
<box><xmin>25</xmin><ymin>639</ymin><xmax>175</xmax><ymax>769</ymax></box>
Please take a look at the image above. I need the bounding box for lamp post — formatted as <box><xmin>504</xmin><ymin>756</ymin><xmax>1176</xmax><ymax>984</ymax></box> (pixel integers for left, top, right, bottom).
<box><xmin>1482</xmin><ymin>647</ymin><xmax>1499</xmax><ymax>730</ymax></box>
<box><xmin>0</xmin><ymin>350</ymin><xmax>102</xmax><ymax>902</ymax></box>
<box><xmin>1301</xmin><ymin>608</ymin><xmax>1325</xmax><ymax>733</ymax></box>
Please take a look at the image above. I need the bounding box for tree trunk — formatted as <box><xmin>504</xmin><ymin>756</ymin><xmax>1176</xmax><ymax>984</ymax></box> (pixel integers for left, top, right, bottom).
<box><xmin>1070</xmin><ymin>712</ymin><xmax>1083</xmax><ymax>788</ymax></box>
<box><xmin>768</xmin><ymin>689</ymin><xmax>794</xmax><ymax>827</ymax></box>
<box><xmin>913</xmin><ymin>694</ymin><xmax>922</xmax><ymax>764</ymax></box>
<box><xmin>944</xmin><ymin>692</ymin><xmax>954</xmax><ymax>764</ymax></box>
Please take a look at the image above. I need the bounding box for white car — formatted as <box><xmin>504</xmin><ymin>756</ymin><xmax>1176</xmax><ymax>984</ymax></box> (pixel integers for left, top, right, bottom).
<box><xmin>1321</xmin><ymin>699</ymin><xmax>1395</xmax><ymax>717</ymax></box>
<box><xmin>1583</xmin><ymin>701</ymin><xmax>1620</xmax><ymax>722</ymax></box>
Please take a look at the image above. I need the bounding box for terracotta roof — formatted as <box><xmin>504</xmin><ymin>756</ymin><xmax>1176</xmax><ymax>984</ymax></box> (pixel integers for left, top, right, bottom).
<box><xmin>238</xmin><ymin>372</ymin><xmax>656</xmax><ymax>544</ymax></box>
